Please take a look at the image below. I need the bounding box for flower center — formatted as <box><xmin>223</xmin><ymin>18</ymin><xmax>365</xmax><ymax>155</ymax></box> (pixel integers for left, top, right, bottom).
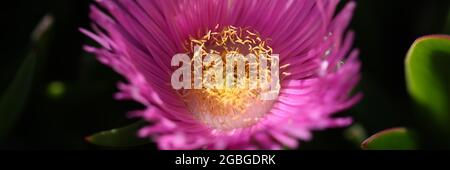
<box><xmin>179</xmin><ymin>26</ymin><xmax>279</xmax><ymax>131</ymax></box>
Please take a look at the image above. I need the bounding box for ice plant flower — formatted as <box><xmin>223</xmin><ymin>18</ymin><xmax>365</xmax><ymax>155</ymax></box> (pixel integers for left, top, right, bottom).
<box><xmin>81</xmin><ymin>0</ymin><xmax>362</xmax><ymax>150</ymax></box>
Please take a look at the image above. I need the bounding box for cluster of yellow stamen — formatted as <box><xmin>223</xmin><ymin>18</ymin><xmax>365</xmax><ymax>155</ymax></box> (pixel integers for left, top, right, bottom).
<box><xmin>186</xmin><ymin>25</ymin><xmax>273</xmax><ymax>56</ymax></box>
<box><xmin>179</xmin><ymin>25</ymin><xmax>282</xmax><ymax>130</ymax></box>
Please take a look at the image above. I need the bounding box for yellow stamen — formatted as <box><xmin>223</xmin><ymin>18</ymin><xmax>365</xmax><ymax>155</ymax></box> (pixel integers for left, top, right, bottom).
<box><xmin>179</xmin><ymin>26</ymin><xmax>284</xmax><ymax>130</ymax></box>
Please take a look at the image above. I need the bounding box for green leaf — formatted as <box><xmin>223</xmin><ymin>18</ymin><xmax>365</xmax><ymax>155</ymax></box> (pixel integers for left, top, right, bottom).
<box><xmin>0</xmin><ymin>15</ymin><xmax>53</xmax><ymax>140</ymax></box>
<box><xmin>86</xmin><ymin>121</ymin><xmax>151</xmax><ymax>147</ymax></box>
<box><xmin>361</xmin><ymin>127</ymin><xmax>418</xmax><ymax>150</ymax></box>
<box><xmin>405</xmin><ymin>35</ymin><xmax>450</xmax><ymax>129</ymax></box>
<box><xmin>0</xmin><ymin>54</ymin><xmax>36</xmax><ymax>140</ymax></box>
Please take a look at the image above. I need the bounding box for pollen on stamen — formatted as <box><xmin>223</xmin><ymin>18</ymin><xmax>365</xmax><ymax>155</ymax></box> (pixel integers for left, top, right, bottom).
<box><xmin>178</xmin><ymin>26</ymin><xmax>283</xmax><ymax>131</ymax></box>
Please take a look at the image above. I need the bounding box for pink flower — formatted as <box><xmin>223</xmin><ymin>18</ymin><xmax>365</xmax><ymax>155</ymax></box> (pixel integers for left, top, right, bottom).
<box><xmin>81</xmin><ymin>0</ymin><xmax>362</xmax><ymax>150</ymax></box>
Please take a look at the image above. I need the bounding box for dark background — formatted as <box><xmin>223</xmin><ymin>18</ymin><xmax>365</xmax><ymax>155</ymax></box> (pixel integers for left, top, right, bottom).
<box><xmin>0</xmin><ymin>0</ymin><xmax>449</xmax><ymax>149</ymax></box>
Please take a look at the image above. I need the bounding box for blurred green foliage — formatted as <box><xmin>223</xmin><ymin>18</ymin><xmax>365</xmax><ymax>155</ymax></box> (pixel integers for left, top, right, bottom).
<box><xmin>405</xmin><ymin>35</ymin><xmax>450</xmax><ymax>148</ymax></box>
<box><xmin>86</xmin><ymin>121</ymin><xmax>151</xmax><ymax>147</ymax></box>
<box><xmin>0</xmin><ymin>15</ymin><xmax>53</xmax><ymax>141</ymax></box>
<box><xmin>406</xmin><ymin>36</ymin><xmax>450</xmax><ymax>128</ymax></box>
<box><xmin>361</xmin><ymin>128</ymin><xmax>418</xmax><ymax>150</ymax></box>
<box><xmin>47</xmin><ymin>81</ymin><xmax>66</xmax><ymax>99</ymax></box>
